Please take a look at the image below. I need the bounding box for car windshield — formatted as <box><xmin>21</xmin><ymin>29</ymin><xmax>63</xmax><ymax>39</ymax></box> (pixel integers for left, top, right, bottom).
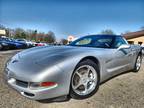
<box><xmin>68</xmin><ymin>35</ymin><xmax>115</xmax><ymax>48</ymax></box>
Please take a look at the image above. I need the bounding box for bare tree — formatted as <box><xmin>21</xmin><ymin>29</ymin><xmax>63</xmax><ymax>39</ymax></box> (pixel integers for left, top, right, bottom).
<box><xmin>14</xmin><ymin>28</ymin><xmax>25</xmax><ymax>39</ymax></box>
<box><xmin>0</xmin><ymin>25</ymin><xmax>57</xmax><ymax>42</ymax></box>
<box><xmin>101</xmin><ymin>29</ymin><xmax>115</xmax><ymax>35</ymax></box>
<box><xmin>44</xmin><ymin>31</ymin><xmax>56</xmax><ymax>43</ymax></box>
<box><xmin>60</xmin><ymin>39</ymin><xmax>68</xmax><ymax>45</ymax></box>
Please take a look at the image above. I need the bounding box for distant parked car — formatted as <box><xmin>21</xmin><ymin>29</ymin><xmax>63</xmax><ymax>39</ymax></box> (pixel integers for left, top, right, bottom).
<box><xmin>0</xmin><ymin>37</ymin><xmax>27</xmax><ymax>50</ymax></box>
<box><xmin>35</xmin><ymin>42</ymin><xmax>48</xmax><ymax>46</ymax></box>
<box><xmin>6</xmin><ymin>38</ymin><xmax>27</xmax><ymax>49</ymax></box>
<box><xmin>15</xmin><ymin>39</ymin><xmax>34</xmax><ymax>47</ymax></box>
<box><xmin>0</xmin><ymin>38</ymin><xmax>16</xmax><ymax>50</ymax></box>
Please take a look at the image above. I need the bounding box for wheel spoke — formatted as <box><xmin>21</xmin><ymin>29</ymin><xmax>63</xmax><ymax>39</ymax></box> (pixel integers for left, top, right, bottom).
<box><xmin>83</xmin><ymin>83</ymin><xmax>88</xmax><ymax>93</ymax></box>
<box><xmin>75</xmin><ymin>71</ymin><xmax>82</xmax><ymax>78</ymax></box>
<box><xmin>85</xmin><ymin>66</ymin><xmax>91</xmax><ymax>77</ymax></box>
<box><xmin>87</xmin><ymin>77</ymin><xmax>93</xmax><ymax>82</ymax></box>
<box><xmin>87</xmin><ymin>66</ymin><xmax>91</xmax><ymax>73</ymax></box>
<box><xmin>73</xmin><ymin>80</ymin><xmax>82</xmax><ymax>89</ymax></box>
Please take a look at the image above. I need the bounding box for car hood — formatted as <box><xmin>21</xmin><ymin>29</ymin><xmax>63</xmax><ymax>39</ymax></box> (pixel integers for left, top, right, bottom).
<box><xmin>20</xmin><ymin>45</ymin><xmax>113</xmax><ymax>60</ymax></box>
<box><xmin>20</xmin><ymin>46</ymin><xmax>76</xmax><ymax>57</ymax></box>
<box><xmin>18</xmin><ymin>46</ymin><xmax>108</xmax><ymax>61</ymax></box>
<box><xmin>9</xmin><ymin>46</ymin><xmax>82</xmax><ymax>69</ymax></box>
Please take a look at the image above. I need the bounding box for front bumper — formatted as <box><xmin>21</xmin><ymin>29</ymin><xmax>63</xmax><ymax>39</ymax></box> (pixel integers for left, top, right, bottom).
<box><xmin>4</xmin><ymin>55</ymin><xmax>72</xmax><ymax>100</ymax></box>
<box><xmin>4</xmin><ymin>67</ymin><xmax>69</xmax><ymax>100</ymax></box>
<box><xmin>7</xmin><ymin>77</ymin><xmax>59</xmax><ymax>100</ymax></box>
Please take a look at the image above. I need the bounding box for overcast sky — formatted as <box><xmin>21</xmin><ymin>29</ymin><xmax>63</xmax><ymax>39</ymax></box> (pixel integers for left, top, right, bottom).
<box><xmin>0</xmin><ymin>0</ymin><xmax>144</xmax><ymax>39</ymax></box>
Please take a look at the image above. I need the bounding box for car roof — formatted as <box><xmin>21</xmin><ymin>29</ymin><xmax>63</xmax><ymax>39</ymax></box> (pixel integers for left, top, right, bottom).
<box><xmin>78</xmin><ymin>34</ymin><xmax>122</xmax><ymax>39</ymax></box>
<box><xmin>85</xmin><ymin>34</ymin><xmax>122</xmax><ymax>37</ymax></box>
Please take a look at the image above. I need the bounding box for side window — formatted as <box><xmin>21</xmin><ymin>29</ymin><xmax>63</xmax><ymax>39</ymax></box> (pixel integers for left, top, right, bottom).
<box><xmin>113</xmin><ymin>37</ymin><xmax>127</xmax><ymax>48</ymax></box>
<box><xmin>93</xmin><ymin>38</ymin><xmax>113</xmax><ymax>48</ymax></box>
<box><xmin>75</xmin><ymin>38</ymin><xmax>92</xmax><ymax>45</ymax></box>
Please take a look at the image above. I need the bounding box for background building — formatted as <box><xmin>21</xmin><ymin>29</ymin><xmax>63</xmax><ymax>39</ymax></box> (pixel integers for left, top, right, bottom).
<box><xmin>123</xmin><ymin>30</ymin><xmax>144</xmax><ymax>45</ymax></box>
<box><xmin>0</xmin><ymin>29</ymin><xmax>6</xmax><ymax>36</ymax></box>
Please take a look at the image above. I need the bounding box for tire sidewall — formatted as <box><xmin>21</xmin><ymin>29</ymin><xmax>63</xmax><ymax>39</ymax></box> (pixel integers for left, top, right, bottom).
<box><xmin>133</xmin><ymin>54</ymin><xmax>142</xmax><ymax>72</ymax></box>
<box><xmin>70</xmin><ymin>59</ymin><xmax>100</xmax><ymax>99</ymax></box>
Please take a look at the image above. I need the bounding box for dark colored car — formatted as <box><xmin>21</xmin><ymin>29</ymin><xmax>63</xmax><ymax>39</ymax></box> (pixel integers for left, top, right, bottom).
<box><xmin>0</xmin><ymin>38</ymin><xmax>16</xmax><ymax>50</ymax></box>
<box><xmin>0</xmin><ymin>38</ymin><xmax>27</xmax><ymax>50</ymax></box>
<box><xmin>10</xmin><ymin>39</ymin><xmax>27</xmax><ymax>49</ymax></box>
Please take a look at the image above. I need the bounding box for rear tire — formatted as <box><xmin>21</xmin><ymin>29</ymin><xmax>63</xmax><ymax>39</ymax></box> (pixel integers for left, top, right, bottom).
<box><xmin>0</xmin><ymin>44</ymin><xmax>2</xmax><ymax>50</ymax></box>
<box><xmin>133</xmin><ymin>54</ymin><xmax>142</xmax><ymax>72</ymax></box>
<box><xmin>70</xmin><ymin>59</ymin><xmax>100</xmax><ymax>99</ymax></box>
<box><xmin>5</xmin><ymin>46</ymin><xmax>10</xmax><ymax>50</ymax></box>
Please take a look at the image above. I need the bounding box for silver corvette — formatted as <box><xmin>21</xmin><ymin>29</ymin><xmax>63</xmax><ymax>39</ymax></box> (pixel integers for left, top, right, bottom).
<box><xmin>5</xmin><ymin>35</ymin><xmax>142</xmax><ymax>100</ymax></box>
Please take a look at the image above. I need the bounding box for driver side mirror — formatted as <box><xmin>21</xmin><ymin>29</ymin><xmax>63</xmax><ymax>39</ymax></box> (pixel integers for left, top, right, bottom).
<box><xmin>118</xmin><ymin>44</ymin><xmax>130</xmax><ymax>50</ymax></box>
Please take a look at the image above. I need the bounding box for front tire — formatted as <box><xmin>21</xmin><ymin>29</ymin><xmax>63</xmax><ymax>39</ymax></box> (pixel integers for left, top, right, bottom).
<box><xmin>133</xmin><ymin>54</ymin><xmax>142</xmax><ymax>72</ymax></box>
<box><xmin>70</xmin><ymin>59</ymin><xmax>100</xmax><ymax>99</ymax></box>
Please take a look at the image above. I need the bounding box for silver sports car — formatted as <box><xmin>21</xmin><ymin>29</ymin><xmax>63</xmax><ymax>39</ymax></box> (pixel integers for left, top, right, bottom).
<box><xmin>5</xmin><ymin>35</ymin><xmax>142</xmax><ymax>100</ymax></box>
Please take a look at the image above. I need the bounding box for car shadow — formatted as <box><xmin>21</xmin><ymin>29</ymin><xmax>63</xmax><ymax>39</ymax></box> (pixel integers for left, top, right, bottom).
<box><xmin>37</xmin><ymin>95</ymin><xmax>71</xmax><ymax>103</ymax></box>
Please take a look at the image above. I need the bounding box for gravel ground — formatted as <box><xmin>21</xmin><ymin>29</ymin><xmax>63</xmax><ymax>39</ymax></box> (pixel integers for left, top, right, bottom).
<box><xmin>0</xmin><ymin>50</ymin><xmax>144</xmax><ymax>108</ymax></box>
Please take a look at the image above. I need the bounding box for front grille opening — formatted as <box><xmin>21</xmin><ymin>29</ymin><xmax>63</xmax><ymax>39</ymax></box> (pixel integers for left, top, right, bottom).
<box><xmin>16</xmin><ymin>80</ymin><xmax>28</xmax><ymax>88</ymax></box>
<box><xmin>24</xmin><ymin>92</ymin><xmax>35</xmax><ymax>97</ymax></box>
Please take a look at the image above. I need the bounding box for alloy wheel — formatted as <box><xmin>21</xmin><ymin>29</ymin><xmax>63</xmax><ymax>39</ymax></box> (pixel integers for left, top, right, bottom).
<box><xmin>72</xmin><ymin>65</ymin><xmax>98</xmax><ymax>96</ymax></box>
<box><xmin>136</xmin><ymin>55</ymin><xmax>141</xmax><ymax>70</ymax></box>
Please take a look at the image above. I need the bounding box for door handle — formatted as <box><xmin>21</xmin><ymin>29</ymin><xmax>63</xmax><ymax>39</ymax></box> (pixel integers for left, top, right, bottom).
<box><xmin>127</xmin><ymin>53</ymin><xmax>133</xmax><ymax>56</ymax></box>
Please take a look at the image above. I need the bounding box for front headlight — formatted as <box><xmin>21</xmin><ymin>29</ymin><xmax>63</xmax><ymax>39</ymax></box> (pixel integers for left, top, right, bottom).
<box><xmin>1</xmin><ymin>42</ymin><xmax>8</xmax><ymax>46</ymax></box>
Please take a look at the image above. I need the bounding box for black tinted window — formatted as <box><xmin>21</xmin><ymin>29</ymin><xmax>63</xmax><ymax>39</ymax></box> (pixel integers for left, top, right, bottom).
<box><xmin>112</xmin><ymin>37</ymin><xmax>127</xmax><ymax>48</ymax></box>
<box><xmin>69</xmin><ymin>35</ymin><xmax>115</xmax><ymax>48</ymax></box>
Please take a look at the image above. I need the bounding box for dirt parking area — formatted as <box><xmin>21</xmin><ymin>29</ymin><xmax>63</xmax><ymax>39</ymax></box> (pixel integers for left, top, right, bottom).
<box><xmin>0</xmin><ymin>50</ymin><xmax>144</xmax><ymax>108</ymax></box>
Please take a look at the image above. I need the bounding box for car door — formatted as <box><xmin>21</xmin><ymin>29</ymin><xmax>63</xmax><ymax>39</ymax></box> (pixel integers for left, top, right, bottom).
<box><xmin>106</xmin><ymin>36</ymin><xmax>133</xmax><ymax>76</ymax></box>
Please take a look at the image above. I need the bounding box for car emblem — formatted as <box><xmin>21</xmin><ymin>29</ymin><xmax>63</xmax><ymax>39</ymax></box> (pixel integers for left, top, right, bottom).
<box><xmin>12</xmin><ymin>59</ymin><xmax>19</xmax><ymax>63</ymax></box>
